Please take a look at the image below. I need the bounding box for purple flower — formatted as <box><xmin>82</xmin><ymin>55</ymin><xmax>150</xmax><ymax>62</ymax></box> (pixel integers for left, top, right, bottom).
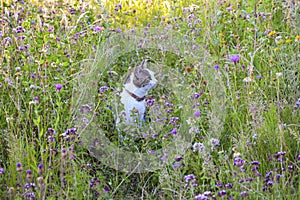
<box><xmin>234</xmin><ymin>157</ymin><xmax>245</xmax><ymax>167</ymax></box>
<box><xmin>38</xmin><ymin>163</ymin><xmax>44</xmax><ymax>169</ymax></box>
<box><xmin>193</xmin><ymin>142</ymin><xmax>205</xmax><ymax>152</ymax></box>
<box><xmin>218</xmin><ymin>190</ymin><xmax>227</xmax><ymax>196</ymax></box>
<box><xmin>26</xmin><ymin>169</ymin><xmax>32</xmax><ymax>175</ymax></box>
<box><xmin>214</xmin><ymin>65</ymin><xmax>220</xmax><ymax>70</ymax></box>
<box><xmin>216</xmin><ymin>183</ymin><xmax>223</xmax><ymax>187</ymax></box>
<box><xmin>94</xmin><ymin>26</ymin><xmax>104</xmax><ymax>32</ymax></box>
<box><xmin>169</xmin><ymin>128</ymin><xmax>177</xmax><ymax>135</ymax></box>
<box><xmin>194</xmin><ymin>194</ymin><xmax>208</xmax><ymax>200</ymax></box>
<box><xmin>194</xmin><ymin>110</ymin><xmax>200</xmax><ymax>117</ymax></box>
<box><xmin>16</xmin><ymin>162</ymin><xmax>21</xmax><ymax>168</ymax></box>
<box><xmin>225</xmin><ymin>183</ymin><xmax>233</xmax><ymax>189</ymax></box>
<box><xmin>184</xmin><ymin>174</ymin><xmax>196</xmax><ymax>182</ymax></box>
<box><xmin>251</xmin><ymin>161</ymin><xmax>260</xmax><ymax>165</ymax></box>
<box><xmin>211</xmin><ymin>138</ymin><xmax>220</xmax><ymax>146</ymax></box>
<box><xmin>267</xmin><ymin>180</ymin><xmax>274</xmax><ymax>186</ymax></box>
<box><xmin>104</xmin><ymin>186</ymin><xmax>110</xmax><ymax>193</ymax></box>
<box><xmin>194</xmin><ymin>93</ymin><xmax>201</xmax><ymax>99</ymax></box>
<box><xmin>55</xmin><ymin>84</ymin><xmax>62</xmax><ymax>91</ymax></box>
<box><xmin>0</xmin><ymin>167</ymin><xmax>4</xmax><ymax>174</ymax></box>
<box><xmin>99</xmin><ymin>86</ymin><xmax>108</xmax><ymax>92</ymax></box>
<box><xmin>240</xmin><ymin>191</ymin><xmax>248</xmax><ymax>197</ymax></box>
<box><xmin>146</xmin><ymin>98</ymin><xmax>155</xmax><ymax>106</ymax></box>
<box><xmin>229</xmin><ymin>54</ymin><xmax>240</xmax><ymax>63</ymax></box>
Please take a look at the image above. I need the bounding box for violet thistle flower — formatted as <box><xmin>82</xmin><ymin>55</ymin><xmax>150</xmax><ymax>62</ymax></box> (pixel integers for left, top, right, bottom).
<box><xmin>61</xmin><ymin>149</ymin><xmax>68</xmax><ymax>159</ymax></box>
<box><xmin>38</xmin><ymin>163</ymin><xmax>44</xmax><ymax>175</ymax></box>
<box><xmin>218</xmin><ymin>190</ymin><xmax>227</xmax><ymax>197</ymax></box>
<box><xmin>99</xmin><ymin>86</ymin><xmax>108</xmax><ymax>92</ymax></box>
<box><xmin>169</xmin><ymin>128</ymin><xmax>177</xmax><ymax>135</ymax></box>
<box><xmin>240</xmin><ymin>191</ymin><xmax>248</xmax><ymax>197</ymax></box>
<box><xmin>234</xmin><ymin>157</ymin><xmax>245</xmax><ymax>167</ymax></box>
<box><xmin>104</xmin><ymin>186</ymin><xmax>110</xmax><ymax>193</ymax></box>
<box><xmin>225</xmin><ymin>183</ymin><xmax>233</xmax><ymax>189</ymax></box>
<box><xmin>0</xmin><ymin>167</ymin><xmax>4</xmax><ymax>174</ymax></box>
<box><xmin>26</xmin><ymin>169</ymin><xmax>32</xmax><ymax>180</ymax></box>
<box><xmin>193</xmin><ymin>142</ymin><xmax>205</xmax><ymax>152</ymax></box>
<box><xmin>194</xmin><ymin>194</ymin><xmax>208</xmax><ymax>200</ymax></box>
<box><xmin>55</xmin><ymin>84</ymin><xmax>62</xmax><ymax>91</ymax></box>
<box><xmin>211</xmin><ymin>138</ymin><xmax>220</xmax><ymax>146</ymax></box>
<box><xmin>194</xmin><ymin>110</ymin><xmax>200</xmax><ymax>117</ymax></box>
<box><xmin>229</xmin><ymin>54</ymin><xmax>240</xmax><ymax>64</ymax></box>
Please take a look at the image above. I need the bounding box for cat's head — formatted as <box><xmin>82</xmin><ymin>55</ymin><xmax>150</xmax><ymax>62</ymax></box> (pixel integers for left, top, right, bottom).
<box><xmin>125</xmin><ymin>60</ymin><xmax>157</xmax><ymax>92</ymax></box>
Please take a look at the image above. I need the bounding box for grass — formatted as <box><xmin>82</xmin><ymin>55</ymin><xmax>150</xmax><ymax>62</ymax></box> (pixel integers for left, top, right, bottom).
<box><xmin>0</xmin><ymin>0</ymin><xmax>300</xmax><ymax>199</ymax></box>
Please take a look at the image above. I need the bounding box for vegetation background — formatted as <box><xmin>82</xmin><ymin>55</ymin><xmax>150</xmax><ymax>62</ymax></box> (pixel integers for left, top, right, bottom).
<box><xmin>0</xmin><ymin>0</ymin><xmax>300</xmax><ymax>199</ymax></box>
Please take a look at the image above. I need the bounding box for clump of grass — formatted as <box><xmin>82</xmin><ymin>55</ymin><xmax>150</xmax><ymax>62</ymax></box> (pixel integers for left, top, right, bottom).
<box><xmin>0</xmin><ymin>0</ymin><xmax>300</xmax><ymax>199</ymax></box>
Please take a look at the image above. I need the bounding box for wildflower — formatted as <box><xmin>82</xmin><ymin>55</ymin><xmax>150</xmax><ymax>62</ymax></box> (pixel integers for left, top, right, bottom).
<box><xmin>203</xmin><ymin>191</ymin><xmax>212</xmax><ymax>196</ymax></box>
<box><xmin>0</xmin><ymin>167</ymin><xmax>4</xmax><ymax>174</ymax></box>
<box><xmin>234</xmin><ymin>157</ymin><xmax>245</xmax><ymax>167</ymax></box>
<box><xmin>94</xmin><ymin>26</ymin><xmax>104</xmax><ymax>32</ymax></box>
<box><xmin>267</xmin><ymin>180</ymin><xmax>274</xmax><ymax>186</ymax></box>
<box><xmin>193</xmin><ymin>142</ymin><xmax>205</xmax><ymax>152</ymax></box>
<box><xmin>225</xmin><ymin>183</ymin><xmax>233</xmax><ymax>189</ymax></box>
<box><xmin>169</xmin><ymin>128</ymin><xmax>178</xmax><ymax>135</ymax></box>
<box><xmin>211</xmin><ymin>138</ymin><xmax>220</xmax><ymax>146</ymax></box>
<box><xmin>268</xmin><ymin>30</ymin><xmax>276</xmax><ymax>36</ymax></box>
<box><xmin>243</xmin><ymin>77</ymin><xmax>252</xmax><ymax>83</ymax></box>
<box><xmin>251</xmin><ymin>161</ymin><xmax>260</xmax><ymax>165</ymax></box>
<box><xmin>193</xmin><ymin>92</ymin><xmax>202</xmax><ymax>99</ymax></box>
<box><xmin>229</xmin><ymin>54</ymin><xmax>240</xmax><ymax>63</ymax></box>
<box><xmin>296</xmin><ymin>35</ymin><xmax>300</xmax><ymax>40</ymax></box>
<box><xmin>23</xmin><ymin>192</ymin><xmax>36</xmax><ymax>199</ymax></box>
<box><xmin>216</xmin><ymin>183</ymin><xmax>223</xmax><ymax>187</ymax></box>
<box><xmin>286</xmin><ymin>39</ymin><xmax>292</xmax><ymax>43</ymax></box>
<box><xmin>26</xmin><ymin>169</ymin><xmax>32</xmax><ymax>179</ymax></box>
<box><xmin>240</xmin><ymin>191</ymin><xmax>248</xmax><ymax>197</ymax></box>
<box><xmin>38</xmin><ymin>163</ymin><xmax>44</xmax><ymax>174</ymax></box>
<box><xmin>276</xmin><ymin>72</ymin><xmax>283</xmax><ymax>78</ymax></box>
<box><xmin>173</xmin><ymin>163</ymin><xmax>181</xmax><ymax>169</ymax></box>
<box><xmin>274</xmin><ymin>47</ymin><xmax>279</xmax><ymax>51</ymax></box>
<box><xmin>194</xmin><ymin>110</ymin><xmax>200</xmax><ymax>117</ymax></box>
<box><xmin>218</xmin><ymin>190</ymin><xmax>227</xmax><ymax>196</ymax></box>
<box><xmin>37</xmin><ymin>177</ymin><xmax>44</xmax><ymax>185</ymax></box>
<box><xmin>146</xmin><ymin>98</ymin><xmax>155</xmax><ymax>106</ymax></box>
<box><xmin>169</xmin><ymin>117</ymin><xmax>179</xmax><ymax>125</ymax></box>
<box><xmin>61</xmin><ymin>149</ymin><xmax>68</xmax><ymax>158</ymax></box>
<box><xmin>55</xmin><ymin>84</ymin><xmax>62</xmax><ymax>91</ymax></box>
<box><xmin>16</xmin><ymin>162</ymin><xmax>22</xmax><ymax>172</ymax></box>
<box><xmin>184</xmin><ymin>174</ymin><xmax>196</xmax><ymax>182</ymax></box>
<box><xmin>99</xmin><ymin>86</ymin><xmax>108</xmax><ymax>92</ymax></box>
<box><xmin>104</xmin><ymin>186</ymin><xmax>110</xmax><ymax>193</ymax></box>
<box><xmin>194</xmin><ymin>194</ymin><xmax>207</xmax><ymax>200</ymax></box>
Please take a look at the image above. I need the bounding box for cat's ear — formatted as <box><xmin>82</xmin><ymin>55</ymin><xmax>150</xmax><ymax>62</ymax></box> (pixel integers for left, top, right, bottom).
<box><xmin>140</xmin><ymin>59</ymin><xmax>147</xmax><ymax>69</ymax></box>
<box><xmin>134</xmin><ymin>60</ymin><xmax>146</xmax><ymax>76</ymax></box>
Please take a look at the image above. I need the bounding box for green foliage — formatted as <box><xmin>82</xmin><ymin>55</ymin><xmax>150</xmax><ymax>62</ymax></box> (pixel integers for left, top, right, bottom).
<box><xmin>0</xmin><ymin>0</ymin><xmax>299</xmax><ymax>199</ymax></box>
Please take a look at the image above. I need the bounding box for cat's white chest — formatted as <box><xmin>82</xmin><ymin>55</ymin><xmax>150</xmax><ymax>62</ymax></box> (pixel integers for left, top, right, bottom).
<box><xmin>120</xmin><ymin>91</ymin><xmax>146</xmax><ymax>124</ymax></box>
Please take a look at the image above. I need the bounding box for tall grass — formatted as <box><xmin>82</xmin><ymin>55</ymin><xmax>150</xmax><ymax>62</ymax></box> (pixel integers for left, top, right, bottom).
<box><xmin>0</xmin><ymin>0</ymin><xmax>299</xmax><ymax>199</ymax></box>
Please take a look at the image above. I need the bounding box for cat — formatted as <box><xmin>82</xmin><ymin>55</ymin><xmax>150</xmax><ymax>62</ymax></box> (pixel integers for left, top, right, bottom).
<box><xmin>118</xmin><ymin>59</ymin><xmax>157</xmax><ymax>127</ymax></box>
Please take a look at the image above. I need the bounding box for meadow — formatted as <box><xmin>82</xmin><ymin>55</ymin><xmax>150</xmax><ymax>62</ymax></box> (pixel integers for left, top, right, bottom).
<box><xmin>0</xmin><ymin>0</ymin><xmax>300</xmax><ymax>199</ymax></box>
